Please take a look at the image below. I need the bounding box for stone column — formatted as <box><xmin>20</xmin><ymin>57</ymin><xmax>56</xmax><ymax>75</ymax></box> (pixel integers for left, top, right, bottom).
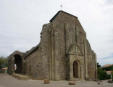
<box><xmin>84</xmin><ymin>40</ymin><xmax>89</xmax><ymax>80</ymax></box>
<box><xmin>69</xmin><ymin>55</ymin><xmax>74</xmax><ymax>80</ymax></box>
<box><xmin>80</xmin><ymin>59</ymin><xmax>85</xmax><ymax>80</ymax></box>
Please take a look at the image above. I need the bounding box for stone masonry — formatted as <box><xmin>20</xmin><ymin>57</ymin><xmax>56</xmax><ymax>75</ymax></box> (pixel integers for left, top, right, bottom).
<box><xmin>8</xmin><ymin>11</ymin><xmax>97</xmax><ymax>81</ymax></box>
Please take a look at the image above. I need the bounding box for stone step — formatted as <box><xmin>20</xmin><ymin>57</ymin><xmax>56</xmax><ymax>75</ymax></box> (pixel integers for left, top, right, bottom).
<box><xmin>12</xmin><ymin>73</ymin><xmax>30</xmax><ymax>80</ymax></box>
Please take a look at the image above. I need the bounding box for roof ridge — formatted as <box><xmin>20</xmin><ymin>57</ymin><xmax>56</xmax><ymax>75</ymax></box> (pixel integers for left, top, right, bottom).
<box><xmin>50</xmin><ymin>10</ymin><xmax>77</xmax><ymax>22</ymax></box>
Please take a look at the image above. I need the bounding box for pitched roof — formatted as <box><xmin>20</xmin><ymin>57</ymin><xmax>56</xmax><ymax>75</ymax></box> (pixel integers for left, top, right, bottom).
<box><xmin>50</xmin><ymin>10</ymin><xmax>77</xmax><ymax>22</ymax></box>
<box><xmin>102</xmin><ymin>64</ymin><xmax>113</xmax><ymax>68</ymax></box>
<box><xmin>24</xmin><ymin>11</ymin><xmax>79</xmax><ymax>59</ymax></box>
<box><xmin>24</xmin><ymin>43</ymin><xmax>40</xmax><ymax>59</ymax></box>
<box><xmin>25</xmin><ymin>11</ymin><xmax>78</xmax><ymax>59</ymax></box>
<box><xmin>8</xmin><ymin>50</ymin><xmax>24</xmax><ymax>57</ymax></box>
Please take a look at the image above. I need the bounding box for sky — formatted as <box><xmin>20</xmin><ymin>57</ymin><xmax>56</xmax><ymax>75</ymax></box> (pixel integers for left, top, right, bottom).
<box><xmin>0</xmin><ymin>0</ymin><xmax>113</xmax><ymax>65</ymax></box>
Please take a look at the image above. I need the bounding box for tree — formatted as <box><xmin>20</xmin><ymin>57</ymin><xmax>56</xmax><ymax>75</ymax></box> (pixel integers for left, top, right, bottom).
<box><xmin>0</xmin><ymin>57</ymin><xmax>8</xmax><ymax>69</ymax></box>
<box><xmin>97</xmin><ymin>63</ymin><xmax>101</xmax><ymax>68</ymax></box>
<box><xmin>97</xmin><ymin>63</ymin><xmax>111</xmax><ymax>80</ymax></box>
<box><xmin>112</xmin><ymin>72</ymin><xmax>113</xmax><ymax>81</ymax></box>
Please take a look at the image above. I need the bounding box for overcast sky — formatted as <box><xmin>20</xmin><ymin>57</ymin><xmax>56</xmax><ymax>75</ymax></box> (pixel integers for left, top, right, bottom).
<box><xmin>0</xmin><ymin>0</ymin><xmax>113</xmax><ymax>65</ymax></box>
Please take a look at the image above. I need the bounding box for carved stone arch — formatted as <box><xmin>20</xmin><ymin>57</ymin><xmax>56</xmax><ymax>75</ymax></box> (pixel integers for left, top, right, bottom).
<box><xmin>67</xmin><ymin>44</ymin><xmax>83</xmax><ymax>56</ymax></box>
<box><xmin>66</xmin><ymin>44</ymin><xmax>85</xmax><ymax>80</ymax></box>
<box><xmin>68</xmin><ymin>55</ymin><xmax>83</xmax><ymax>80</ymax></box>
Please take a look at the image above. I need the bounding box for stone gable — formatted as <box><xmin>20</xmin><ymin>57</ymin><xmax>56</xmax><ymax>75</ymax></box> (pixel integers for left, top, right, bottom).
<box><xmin>8</xmin><ymin>10</ymin><xmax>97</xmax><ymax>81</ymax></box>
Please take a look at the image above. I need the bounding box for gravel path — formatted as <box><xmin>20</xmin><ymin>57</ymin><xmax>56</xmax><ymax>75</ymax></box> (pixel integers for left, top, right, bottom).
<box><xmin>0</xmin><ymin>74</ymin><xmax>113</xmax><ymax>87</ymax></box>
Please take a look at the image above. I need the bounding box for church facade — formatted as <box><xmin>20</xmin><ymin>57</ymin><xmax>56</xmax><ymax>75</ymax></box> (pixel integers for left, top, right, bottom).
<box><xmin>8</xmin><ymin>11</ymin><xmax>97</xmax><ymax>81</ymax></box>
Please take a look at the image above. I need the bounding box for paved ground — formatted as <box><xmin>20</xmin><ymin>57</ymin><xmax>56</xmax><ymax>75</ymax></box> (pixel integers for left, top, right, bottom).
<box><xmin>0</xmin><ymin>74</ymin><xmax>113</xmax><ymax>87</ymax></box>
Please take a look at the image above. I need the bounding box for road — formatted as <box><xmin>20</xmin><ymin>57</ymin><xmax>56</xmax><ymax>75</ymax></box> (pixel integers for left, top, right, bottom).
<box><xmin>0</xmin><ymin>74</ymin><xmax>113</xmax><ymax>87</ymax></box>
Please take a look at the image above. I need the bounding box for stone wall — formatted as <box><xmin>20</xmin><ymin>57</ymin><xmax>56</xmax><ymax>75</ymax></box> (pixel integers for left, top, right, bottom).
<box><xmin>8</xmin><ymin>11</ymin><xmax>97</xmax><ymax>81</ymax></box>
<box><xmin>8</xmin><ymin>51</ymin><xmax>25</xmax><ymax>74</ymax></box>
<box><xmin>25</xmin><ymin>46</ymin><xmax>46</xmax><ymax>79</ymax></box>
<box><xmin>50</xmin><ymin>12</ymin><xmax>86</xmax><ymax>80</ymax></box>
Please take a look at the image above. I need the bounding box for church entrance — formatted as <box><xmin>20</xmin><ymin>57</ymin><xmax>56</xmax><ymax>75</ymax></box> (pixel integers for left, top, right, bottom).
<box><xmin>14</xmin><ymin>54</ymin><xmax>23</xmax><ymax>73</ymax></box>
<box><xmin>73</xmin><ymin>61</ymin><xmax>79</xmax><ymax>78</ymax></box>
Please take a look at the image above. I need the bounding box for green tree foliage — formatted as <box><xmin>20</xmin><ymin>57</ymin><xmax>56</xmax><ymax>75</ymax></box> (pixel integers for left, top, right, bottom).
<box><xmin>97</xmin><ymin>63</ymin><xmax>101</xmax><ymax>68</ymax></box>
<box><xmin>103</xmin><ymin>65</ymin><xmax>113</xmax><ymax>71</ymax></box>
<box><xmin>112</xmin><ymin>72</ymin><xmax>113</xmax><ymax>81</ymax></box>
<box><xmin>97</xmin><ymin>68</ymin><xmax>110</xmax><ymax>80</ymax></box>
<box><xmin>97</xmin><ymin>63</ymin><xmax>111</xmax><ymax>80</ymax></box>
<box><xmin>0</xmin><ymin>57</ymin><xmax>8</xmax><ymax>69</ymax></box>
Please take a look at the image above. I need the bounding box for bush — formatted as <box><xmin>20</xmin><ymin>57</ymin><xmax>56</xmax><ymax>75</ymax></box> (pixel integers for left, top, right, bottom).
<box><xmin>0</xmin><ymin>57</ymin><xmax>8</xmax><ymax>69</ymax></box>
<box><xmin>112</xmin><ymin>72</ymin><xmax>113</xmax><ymax>81</ymax></box>
<box><xmin>97</xmin><ymin>68</ymin><xmax>111</xmax><ymax>80</ymax></box>
<box><xmin>103</xmin><ymin>66</ymin><xmax>113</xmax><ymax>71</ymax></box>
<box><xmin>0</xmin><ymin>69</ymin><xmax>2</xmax><ymax>73</ymax></box>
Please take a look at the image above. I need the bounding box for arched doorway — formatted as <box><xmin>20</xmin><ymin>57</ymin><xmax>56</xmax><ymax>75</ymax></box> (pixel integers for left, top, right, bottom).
<box><xmin>73</xmin><ymin>61</ymin><xmax>79</xmax><ymax>78</ymax></box>
<box><xmin>14</xmin><ymin>54</ymin><xmax>23</xmax><ymax>73</ymax></box>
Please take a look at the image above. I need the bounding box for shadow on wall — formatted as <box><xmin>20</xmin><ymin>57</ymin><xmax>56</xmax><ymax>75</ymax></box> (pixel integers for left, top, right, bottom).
<box><xmin>14</xmin><ymin>54</ymin><xmax>23</xmax><ymax>74</ymax></box>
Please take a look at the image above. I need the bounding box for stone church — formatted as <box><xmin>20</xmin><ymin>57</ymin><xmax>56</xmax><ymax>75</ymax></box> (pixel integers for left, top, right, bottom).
<box><xmin>8</xmin><ymin>11</ymin><xmax>97</xmax><ymax>81</ymax></box>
